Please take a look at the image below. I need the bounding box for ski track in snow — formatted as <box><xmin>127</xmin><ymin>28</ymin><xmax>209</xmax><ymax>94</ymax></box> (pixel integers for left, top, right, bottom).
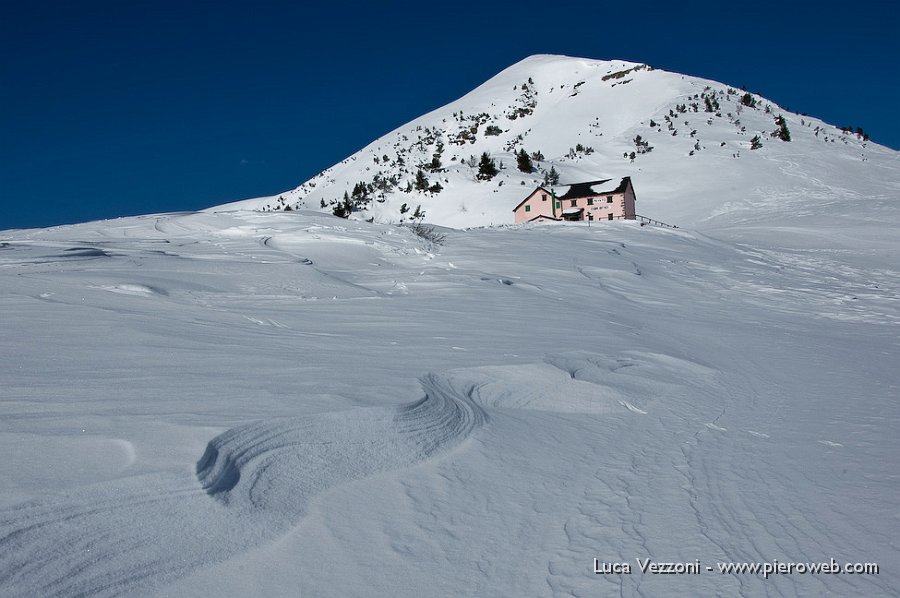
<box><xmin>0</xmin><ymin>355</ymin><xmax>670</xmax><ymax>597</ymax></box>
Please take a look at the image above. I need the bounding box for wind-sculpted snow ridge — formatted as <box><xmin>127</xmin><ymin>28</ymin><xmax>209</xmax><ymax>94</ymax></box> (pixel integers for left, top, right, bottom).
<box><xmin>195</xmin><ymin>371</ymin><xmax>489</xmax><ymax>514</ymax></box>
<box><xmin>1</xmin><ymin>361</ymin><xmax>624</xmax><ymax>597</ymax></box>
<box><xmin>195</xmin><ymin>361</ymin><xmax>643</xmax><ymax>517</ymax></box>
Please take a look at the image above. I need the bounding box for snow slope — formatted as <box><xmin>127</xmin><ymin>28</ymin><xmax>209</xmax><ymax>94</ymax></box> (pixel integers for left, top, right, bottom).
<box><xmin>1</xmin><ymin>202</ymin><xmax>899</xmax><ymax>596</ymax></box>
<box><xmin>215</xmin><ymin>55</ymin><xmax>895</xmax><ymax>237</ymax></box>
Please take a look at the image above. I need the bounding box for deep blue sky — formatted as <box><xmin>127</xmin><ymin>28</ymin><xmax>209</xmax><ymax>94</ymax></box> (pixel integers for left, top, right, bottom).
<box><xmin>2</xmin><ymin>0</ymin><xmax>897</xmax><ymax>230</ymax></box>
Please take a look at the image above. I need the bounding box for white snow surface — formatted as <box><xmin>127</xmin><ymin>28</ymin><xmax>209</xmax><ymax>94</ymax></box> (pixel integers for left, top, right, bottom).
<box><xmin>2</xmin><ymin>54</ymin><xmax>900</xmax><ymax>597</ymax></box>
<box><xmin>2</xmin><ymin>202</ymin><xmax>899</xmax><ymax>597</ymax></box>
<box><xmin>589</xmin><ymin>180</ymin><xmax>622</xmax><ymax>195</ymax></box>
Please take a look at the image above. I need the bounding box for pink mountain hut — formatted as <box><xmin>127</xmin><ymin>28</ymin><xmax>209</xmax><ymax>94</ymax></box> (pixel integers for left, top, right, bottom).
<box><xmin>513</xmin><ymin>177</ymin><xmax>636</xmax><ymax>224</ymax></box>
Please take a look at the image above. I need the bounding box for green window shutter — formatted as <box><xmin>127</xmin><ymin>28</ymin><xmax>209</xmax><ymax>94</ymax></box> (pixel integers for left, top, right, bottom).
<box><xmin>525</xmin><ymin>205</ymin><xmax>531</xmax><ymax>212</ymax></box>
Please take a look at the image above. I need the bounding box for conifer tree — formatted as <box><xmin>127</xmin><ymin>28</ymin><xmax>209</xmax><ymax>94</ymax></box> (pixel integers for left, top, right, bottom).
<box><xmin>333</xmin><ymin>192</ymin><xmax>352</xmax><ymax>218</ymax></box>
<box><xmin>774</xmin><ymin>116</ymin><xmax>791</xmax><ymax>142</ymax></box>
<box><xmin>633</xmin><ymin>135</ymin><xmax>653</xmax><ymax>154</ymax></box>
<box><xmin>543</xmin><ymin>166</ymin><xmax>560</xmax><ymax>186</ymax></box>
<box><xmin>516</xmin><ymin>149</ymin><xmax>534</xmax><ymax>173</ymax></box>
<box><xmin>414</xmin><ymin>169</ymin><xmax>430</xmax><ymax>191</ymax></box>
<box><xmin>477</xmin><ymin>152</ymin><xmax>498</xmax><ymax>180</ymax></box>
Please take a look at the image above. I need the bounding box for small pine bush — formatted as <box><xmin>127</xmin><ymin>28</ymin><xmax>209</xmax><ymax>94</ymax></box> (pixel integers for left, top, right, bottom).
<box><xmin>333</xmin><ymin>193</ymin><xmax>352</xmax><ymax>218</ymax></box>
<box><xmin>773</xmin><ymin>116</ymin><xmax>791</xmax><ymax>142</ymax></box>
<box><xmin>543</xmin><ymin>166</ymin><xmax>560</xmax><ymax>186</ymax></box>
<box><xmin>414</xmin><ymin>169</ymin><xmax>430</xmax><ymax>191</ymax></box>
<box><xmin>477</xmin><ymin>153</ymin><xmax>499</xmax><ymax>180</ymax></box>
<box><xmin>516</xmin><ymin>149</ymin><xmax>534</xmax><ymax>173</ymax></box>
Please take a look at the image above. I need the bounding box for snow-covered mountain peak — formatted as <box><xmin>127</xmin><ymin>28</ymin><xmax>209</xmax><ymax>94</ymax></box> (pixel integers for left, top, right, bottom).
<box><xmin>215</xmin><ymin>54</ymin><xmax>896</xmax><ymax>234</ymax></box>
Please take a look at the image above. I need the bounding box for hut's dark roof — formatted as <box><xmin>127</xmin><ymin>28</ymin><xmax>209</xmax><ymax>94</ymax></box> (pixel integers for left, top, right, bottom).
<box><xmin>556</xmin><ymin>177</ymin><xmax>630</xmax><ymax>200</ymax></box>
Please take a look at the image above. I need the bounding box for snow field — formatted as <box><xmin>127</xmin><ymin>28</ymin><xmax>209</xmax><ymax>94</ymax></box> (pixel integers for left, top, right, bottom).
<box><xmin>1</xmin><ymin>208</ymin><xmax>898</xmax><ymax>596</ymax></box>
